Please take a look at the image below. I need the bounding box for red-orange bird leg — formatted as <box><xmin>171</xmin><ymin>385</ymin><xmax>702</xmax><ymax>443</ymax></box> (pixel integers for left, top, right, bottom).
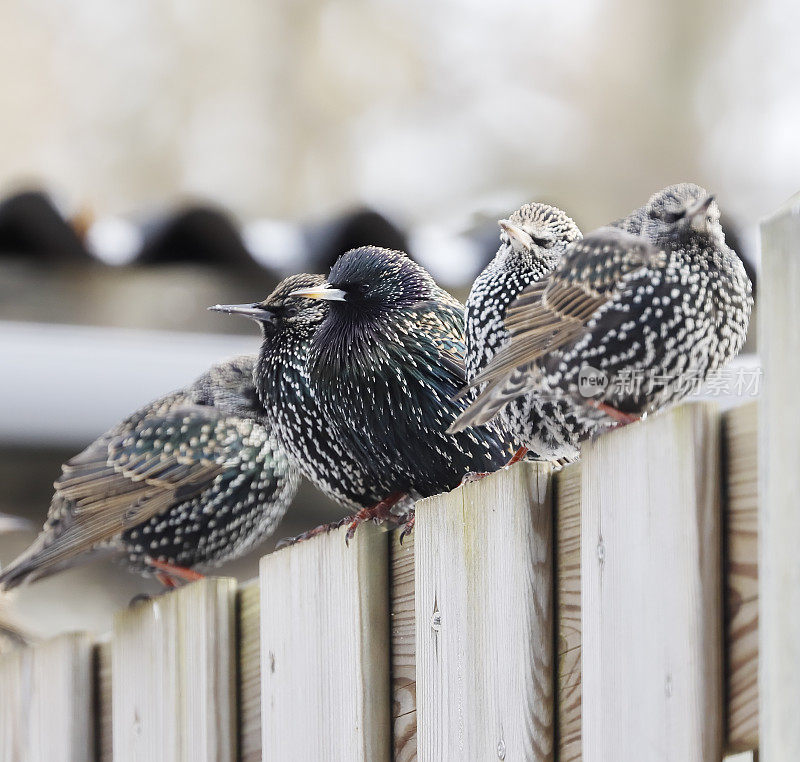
<box><xmin>587</xmin><ymin>400</ymin><xmax>641</xmax><ymax>427</ymax></box>
<box><xmin>345</xmin><ymin>492</ymin><xmax>405</xmax><ymax>545</ymax></box>
<box><xmin>147</xmin><ymin>558</ymin><xmax>205</xmax><ymax>584</ymax></box>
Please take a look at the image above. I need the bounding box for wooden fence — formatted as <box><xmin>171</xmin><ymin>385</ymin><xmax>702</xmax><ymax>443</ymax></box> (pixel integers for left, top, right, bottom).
<box><xmin>0</xmin><ymin>400</ymin><xmax>758</xmax><ymax>762</ymax></box>
<box><xmin>2</xmin><ymin>196</ymin><xmax>799</xmax><ymax>761</ymax></box>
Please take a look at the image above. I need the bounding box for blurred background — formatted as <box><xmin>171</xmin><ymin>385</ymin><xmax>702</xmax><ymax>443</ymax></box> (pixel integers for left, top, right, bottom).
<box><xmin>0</xmin><ymin>0</ymin><xmax>793</xmax><ymax>639</ymax></box>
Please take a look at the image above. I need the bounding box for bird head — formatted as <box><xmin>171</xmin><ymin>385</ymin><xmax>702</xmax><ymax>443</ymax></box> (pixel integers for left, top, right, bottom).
<box><xmin>209</xmin><ymin>273</ymin><xmax>328</xmax><ymax>336</ymax></box>
<box><xmin>289</xmin><ymin>246</ymin><xmax>434</xmax><ymax>314</ymax></box>
<box><xmin>498</xmin><ymin>202</ymin><xmax>582</xmax><ymax>256</ymax></box>
<box><xmin>642</xmin><ymin>183</ymin><xmax>723</xmax><ymax>243</ymax></box>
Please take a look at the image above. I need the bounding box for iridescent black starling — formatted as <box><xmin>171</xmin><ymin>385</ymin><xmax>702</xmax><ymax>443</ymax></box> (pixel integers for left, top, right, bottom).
<box><xmin>213</xmin><ymin>255</ymin><xmax>513</xmax><ymax>538</ymax></box>
<box><xmin>0</xmin><ymin>356</ymin><xmax>299</xmax><ymax>589</ymax></box>
<box><xmin>461</xmin><ymin>202</ymin><xmax>593</xmax><ymax>463</ymax></box>
<box><xmin>292</xmin><ymin>247</ymin><xmax>514</xmax><ymax>532</ymax></box>
<box><xmin>213</xmin><ymin>275</ymin><xmax>377</xmax><ymax>520</ymax></box>
<box><xmin>452</xmin><ymin>184</ymin><xmax>753</xmax><ymax>449</ymax></box>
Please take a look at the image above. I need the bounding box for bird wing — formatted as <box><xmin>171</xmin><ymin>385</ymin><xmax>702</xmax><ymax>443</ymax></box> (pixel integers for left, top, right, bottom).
<box><xmin>471</xmin><ymin>228</ymin><xmax>663</xmax><ymax>389</ymax></box>
<box><xmin>448</xmin><ymin>228</ymin><xmax>664</xmax><ymax>431</ymax></box>
<box><xmin>0</xmin><ymin>405</ymin><xmax>231</xmax><ymax>589</ymax></box>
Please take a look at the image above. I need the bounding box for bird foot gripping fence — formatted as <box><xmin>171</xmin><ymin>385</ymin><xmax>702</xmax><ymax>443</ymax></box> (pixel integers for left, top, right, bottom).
<box><xmin>7</xmin><ymin>194</ymin><xmax>800</xmax><ymax>762</ymax></box>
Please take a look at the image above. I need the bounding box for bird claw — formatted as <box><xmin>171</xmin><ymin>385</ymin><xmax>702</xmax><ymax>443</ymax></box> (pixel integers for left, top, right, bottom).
<box><xmin>146</xmin><ymin>557</ymin><xmax>205</xmax><ymax>586</ymax></box>
<box><xmin>461</xmin><ymin>471</ymin><xmax>489</xmax><ymax>484</ymax></box>
<box><xmin>344</xmin><ymin>520</ymin><xmax>361</xmax><ymax>546</ymax></box>
<box><xmin>343</xmin><ymin>492</ymin><xmax>406</xmax><ymax>546</ymax></box>
<box><xmin>587</xmin><ymin>400</ymin><xmax>640</xmax><ymax>427</ymax></box>
<box><xmin>399</xmin><ymin>509</ymin><xmax>415</xmax><ymax>544</ymax></box>
<box><xmin>504</xmin><ymin>445</ymin><xmax>529</xmax><ymax>468</ymax></box>
<box><xmin>276</xmin><ymin>517</ymin><xmax>350</xmax><ymax>548</ymax></box>
<box><xmin>128</xmin><ymin>593</ymin><xmax>155</xmax><ymax>606</ymax></box>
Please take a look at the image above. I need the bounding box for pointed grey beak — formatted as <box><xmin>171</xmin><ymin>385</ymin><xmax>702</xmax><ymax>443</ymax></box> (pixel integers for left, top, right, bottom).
<box><xmin>208</xmin><ymin>303</ymin><xmax>274</xmax><ymax>322</ymax></box>
<box><xmin>498</xmin><ymin>219</ymin><xmax>534</xmax><ymax>252</ymax></box>
<box><xmin>289</xmin><ymin>284</ymin><xmax>347</xmax><ymax>301</ymax></box>
<box><xmin>686</xmin><ymin>194</ymin><xmax>716</xmax><ymax>220</ymax></box>
<box><xmin>0</xmin><ymin>513</ymin><xmax>32</xmax><ymax>535</ymax></box>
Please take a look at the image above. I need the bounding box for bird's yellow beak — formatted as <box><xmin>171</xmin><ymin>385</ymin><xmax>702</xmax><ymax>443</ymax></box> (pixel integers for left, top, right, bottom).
<box><xmin>289</xmin><ymin>284</ymin><xmax>347</xmax><ymax>301</ymax></box>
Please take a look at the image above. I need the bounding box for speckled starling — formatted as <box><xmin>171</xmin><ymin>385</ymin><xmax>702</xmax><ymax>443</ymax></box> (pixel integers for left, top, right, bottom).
<box><xmin>451</xmin><ymin>183</ymin><xmax>753</xmax><ymax>449</ymax></box>
<box><xmin>212</xmin><ymin>255</ymin><xmax>513</xmax><ymax>538</ymax></box>
<box><xmin>213</xmin><ymin>274</ymin><xmax>377</xmax><ymax>520</ymax></box>
<box><xmin>0</xmin><ymin>356</ymin><xmax>299</xmax><ymax>589</ymax></box>
<box><xmin>461</xmin><ymin>202</ymin><xmax>597</xmax><ymax>463</ymax></box>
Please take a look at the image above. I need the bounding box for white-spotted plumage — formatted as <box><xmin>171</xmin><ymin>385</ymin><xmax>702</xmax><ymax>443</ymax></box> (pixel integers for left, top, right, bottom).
<box><xmin>0</xmin><ymin>356</ymin><xmax>299</xmax><ymax>589</ymax></box>
<box><xmin>252</xmin><ymin>256</ymin><xmax>513</xmax><ymax>516</ymax></box>
<box><xmin>460</xmin><ymin>202</ymin><xmax>593</xmax><ymax>461</ymax></box>
<box><xmin>453</xmin><ymin>184</ymin><xmax>753</xmax><ymax>455</ymax></box>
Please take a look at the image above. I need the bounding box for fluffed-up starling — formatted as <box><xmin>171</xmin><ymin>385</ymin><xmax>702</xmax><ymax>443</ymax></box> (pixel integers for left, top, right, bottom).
<box><xmin>211</xmin><ymin>253</ymin><xmax>513</xmax><ymax>539</ymax></box>
<box><xmin>461</xmin><ymin>202</ymin><xmax>596</xmax><ymax>463</ymax></box>
<box><xmin>451</xmin><ymin>183</ymin><xmax>753</xmax><ymax>452</ymax></box>
<box><xmin>0</xmin><ymin>356</ymin><xmax>299</xmax><ymax>589</ymax></box>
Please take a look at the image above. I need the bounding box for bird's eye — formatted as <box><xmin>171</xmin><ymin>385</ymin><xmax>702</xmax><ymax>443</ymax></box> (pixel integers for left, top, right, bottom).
<box><xmin>285</xmin><ymin>306</ymin><xmax>298</xmax><ymax>318</ymax></box>
<box><xmin>531</xmin><ymin>235</ymin><xmax>553</xmax><ymax>247</ymax></box>
<box><xmin>357</xmin><ymin>283</ymin><xmax>370</xmax><ymax>294</ymax></box>
<box><xmin>649</xmin><ymin>206</ymin><xmax>683</xmax><ymax>223</ymax></box>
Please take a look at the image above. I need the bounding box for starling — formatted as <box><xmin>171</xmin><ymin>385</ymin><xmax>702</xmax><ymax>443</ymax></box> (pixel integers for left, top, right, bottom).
<box><xmin>451</xmin><ymin>183</ymin><xmax>753</xmax><ymax>448</ymax></box>
<box><xmin>0</xmin><ymin>356</ymin><xmax>299</xmax><ymax>589</ymax></box>
<box><xmin>212</xmin><ymin>254</ymin><xmax>513</xmax><ymax>539</ymax></box>
<box><xmin>461</xmin><ymin>202</ymin><xmax>594</xmax><ymax>463</ymax></box>
<box><xmin>213</xmin><ymin>274</ymin><xmax>377</xmax><ymax>521</ymax></box>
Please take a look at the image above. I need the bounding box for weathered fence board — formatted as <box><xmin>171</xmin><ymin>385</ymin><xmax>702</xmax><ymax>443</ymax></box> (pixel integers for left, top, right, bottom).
<box><xmin>555</xmin><ymin>462</ymin><xmax>582</xmax><ymax>762</ymax></box>
<box><xmin>759</xmin><ymin>193</ymin><xmax>800</xmax><ymax>762</ymax></box>
<box><xmin>0</xmin><ymin>632</ymin><xmax>93</xmax><ymax>762</ymax></box>
<box><xmin>237</xmin><ymin>580</ymin><xmax>261</xmax><ymax>762</ymax></box>
<box><xmin>390</xmin><ymin>530</ymin><xmax>417</xmax><ymax>762</ymax></box>
<box><xmin>415</xmin><ymin>463</ymin><xmax>554</xmax><ymax>761</ymax></box>
<box><xmin>94</xmin><ymin>639</ymin><xmax>112</xmax><ymax>762</ymax></box>
<box><xmin>259</xmin><ymin>522</ymin><xmax>391</xmax><ymax>761</ymax></box>
<box><xmin>112</xmin><ymin>578</ymin><xmax>238</xmax><ymax>762</ymax></box>
<box><xmin>581</xmin><ymin>403</ymin><xmax>723</xmax><ymax>761</ymax></box>
<box><xmin>724</xmin><ymin>401</ymin><xmax>759</xmax><ymax>751</ymax></box>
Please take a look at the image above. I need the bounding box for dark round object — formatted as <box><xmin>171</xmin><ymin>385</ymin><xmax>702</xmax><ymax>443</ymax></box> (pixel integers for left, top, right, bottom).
<box><xmin>138</xmin><ymin>206</ymin><xmax>256</xmax><ymax>269</ymax></box>
<box><xmin>304</xmin><ymin>208</ymin><xmax>408</xmax><ymax>273</ymax></box>
<box><xmin>0</xmin><ymin>191</ymin><xmax>90</xmax><ymax>263</ymax></box>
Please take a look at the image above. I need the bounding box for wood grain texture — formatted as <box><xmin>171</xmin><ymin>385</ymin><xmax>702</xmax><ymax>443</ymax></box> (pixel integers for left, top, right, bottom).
<box><xmin>723</xmin><ymin>401</ymin><xmax>758</xmax><ymax>752</ymax></box>
<box><xmin>94</xmin><ymin>638</ymin><xmax>113</xmax><ymax>762</ymax></box>
<box><xmin>260</xmin><ymin>522</ymin><xmax>391</xmax><ymax>761</ymax></box>
<box><xmin>112</xmin><ymin>578</ymin><xmax>238</xmax><ymax>762</ymax></box>
<box><xmin>581</xmin><ymin>403</ymin><xmax>723</xmax><ymax>761</ymax></box>
<box><xmin>554</xmin><ymin>462</ymin><xmax>582</xmax><ymax>762</ymax></box>
<box><xmin>0</xmin><ymin>632</ymin><xmax>93</xmax><ymax>762</ymax></box>
<box><xmin>415</xmin><ymin>463</ymin><xmax>554</xmax><ymax>761</ymax></box>
<box><xmin>390</xmin><ymin>529</ymin><xmax>417</xmax><ymax>762</ymax></box>
<box><xmin>237</xmin><ymin>580</ymin><xmax>261</xmax><ymax>762</ymax></box>
<box><xmin>759</xmin><ymin>194</ymin><xmax>800</xmax><ymax>762</ymax></box>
